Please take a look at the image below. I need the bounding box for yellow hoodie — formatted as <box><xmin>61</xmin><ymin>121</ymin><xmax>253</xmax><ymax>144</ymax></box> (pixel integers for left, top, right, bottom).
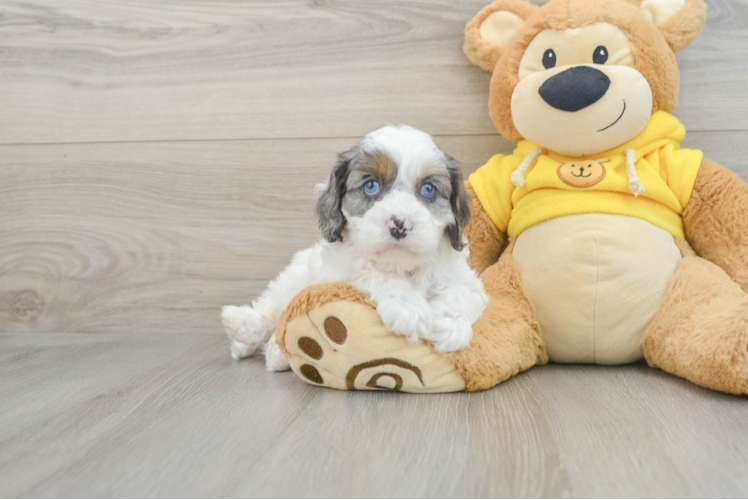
<box><xmin>468</xmin><ymin>111</ymin><xmax>703</xmax><ymax>238</ymax></box>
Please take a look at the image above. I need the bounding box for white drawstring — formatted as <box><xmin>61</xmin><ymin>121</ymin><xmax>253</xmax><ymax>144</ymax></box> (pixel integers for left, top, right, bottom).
<box><xmin>512</xmin><ymin>147</ymin><xmax>645</xmax><ymax>196</ymax></box>
<box><xmin>625</xmin><ymin>148</ymin><xmax>645</xmax><ymax>197</ymax></box>
<box><xmin>511</xmin><ymin>148</ymin><xmax>544</xmax><ymax>188</ymax></box>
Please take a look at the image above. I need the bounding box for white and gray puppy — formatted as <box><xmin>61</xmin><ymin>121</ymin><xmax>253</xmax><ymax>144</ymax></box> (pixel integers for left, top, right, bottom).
<box><xmin>222</xmin><ymin>125</ymin><xmax>488</xmax><ymax>371</ymax></box>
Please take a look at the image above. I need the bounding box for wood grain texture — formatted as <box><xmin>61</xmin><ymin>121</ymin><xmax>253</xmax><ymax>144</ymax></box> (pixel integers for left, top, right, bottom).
<box><xmin>1</xmin><ymin>1</ymin><xmax>747</xmax><ymax>497</ymax></box>
<box><xmin>2</xmin><ymin>133</ymin><xmax>745</xmax><ymax>335</ymax></box>
<box><xmin>0</xmin><ymin>0</ymin><xmax>746</xmax><ymax>145</ymax></box>
<box><xmin>0</xmin><ymin>134</ymin><xmax>511</xmax><ymax>334</ymax></box>
<box><xmin>0</xmin><ymin>333</ymin><xmax>747</xmax><ymax>498</ymax></box>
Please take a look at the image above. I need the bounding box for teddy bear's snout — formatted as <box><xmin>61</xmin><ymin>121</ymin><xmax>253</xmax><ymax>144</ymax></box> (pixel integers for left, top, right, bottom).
<box><xmin>539</xmin><ymin>66</ymin><xmax>611</xmax><ymax>112</ymax></box>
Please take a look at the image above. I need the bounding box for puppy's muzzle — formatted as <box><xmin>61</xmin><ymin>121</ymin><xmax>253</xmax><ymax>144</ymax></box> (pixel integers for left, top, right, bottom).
<box><xmin>388</xmin><ymin>217</ymin><xmax>411</xmax><ymax>240</ymax></box>
<box><xmin>539</xmin><ymin>66</ymin><xmax>611</xmax><ymax>112</ymax></box>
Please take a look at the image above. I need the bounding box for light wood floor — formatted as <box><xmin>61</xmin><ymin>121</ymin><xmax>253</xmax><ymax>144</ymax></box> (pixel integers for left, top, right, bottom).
<box><xmin>2</xmin><ymin>333</ymin><xmax>748</xmax><ymax>498</ymax></box>
<box><xmin>1</xmin><ymin>0</ymin><xmax>747</xmax><ymax>497</ymax></box>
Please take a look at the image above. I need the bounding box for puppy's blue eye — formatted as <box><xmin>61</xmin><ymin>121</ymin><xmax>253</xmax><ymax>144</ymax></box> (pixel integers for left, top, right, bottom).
<box><xmin>421</xmin><ymin>182</ymin><xmax>436</xmax><ymax>198</ymax></box>
<box><xmin>364</xmin><ymin>180</ymin><xmax>380</xmax><ymax>196</ymax></box>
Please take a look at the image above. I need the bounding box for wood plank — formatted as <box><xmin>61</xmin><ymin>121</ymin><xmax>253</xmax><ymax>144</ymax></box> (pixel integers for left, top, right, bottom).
<box><xmin>0</xmin><ymin>333</ymin><xmax>747</xmax><ymax>497</ymax></box>
<box><xmin>1</xmin><ymin>132</ymin><xmax>745</xmax><ymax>335</ymax></box>
<box><xmin>0</xmin><ymin>134</ymin><xmax>509</xmax><ymax>334</ymax></box>
<box><xmin>0</xmin><ymin>0</ymin><xmax>746</xmax><ymax>145</ymax></box>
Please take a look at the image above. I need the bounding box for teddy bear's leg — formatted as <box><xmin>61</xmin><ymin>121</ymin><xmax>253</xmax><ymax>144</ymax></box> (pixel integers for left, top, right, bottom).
<box><xmin>445</xmin><ymin>238</ymin><xmax>548</xmax><ymax>391</ymax></box>
<box><xmin>456</xmin><ymin>183</ymin><xmax>547</xmax><ymax>390</ymax></box>
<box><xmin>643</xmin><ymin>239</ymin><xmax>748</xmax><ymax>395</ymax></box>
<box><xmin>682</xmin><ymin>159</ymin><xmax>748</xmax><ymax>292</ymax></box>
<box><xmin>275</xmin><ymin>240</ymin><xmax>547</xmax><ymax>392</ymax></box>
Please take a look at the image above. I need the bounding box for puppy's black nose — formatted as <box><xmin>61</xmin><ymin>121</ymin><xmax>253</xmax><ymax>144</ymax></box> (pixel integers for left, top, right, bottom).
<box><xmin>388</xmin><ymin>217</ymin><xmax>410</xmax><ymax>240</ymax></box>
<box><xmin>538</xmin><ymin>66</ymin><xmax>610</xmax><ymax>112</ymax></box>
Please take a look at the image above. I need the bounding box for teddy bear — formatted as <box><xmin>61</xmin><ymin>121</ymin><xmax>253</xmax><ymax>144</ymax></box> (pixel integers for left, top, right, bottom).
<box><xmin>270</xmin><ymin>0</ymin><xmax>748</xmax><ymax>394</ymax></box>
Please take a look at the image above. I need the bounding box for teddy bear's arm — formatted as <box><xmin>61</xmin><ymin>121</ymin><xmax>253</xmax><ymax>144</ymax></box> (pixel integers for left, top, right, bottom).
<box><xmin>464</xmin><ymin>180</ymin><xmax>506</xmax><ymax>274</ymax></box>
<box><xmin>682</xmin><ymin>158</ymin><xmax>748</xmax><ymax>292</ymax></box>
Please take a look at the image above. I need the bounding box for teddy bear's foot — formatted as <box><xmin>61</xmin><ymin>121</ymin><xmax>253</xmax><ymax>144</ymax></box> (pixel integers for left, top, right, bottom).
<box><xmin>275</xmin><ymin>283</ymin><xmax>465</xmax><ymax>392</ymax></box>
<box><xmin>644</xmin><ymin>240</ymin><xmax>748</xmax><ymax>395</ymax></box>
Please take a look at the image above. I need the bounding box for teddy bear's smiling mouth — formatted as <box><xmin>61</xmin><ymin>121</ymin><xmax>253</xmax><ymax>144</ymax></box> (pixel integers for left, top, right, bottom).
<box><xmin>571</xmin><ymin>170</ymin><xmax>592</xmax><ymax>178</ymax></box>
<box><xmin>597</xmin><ymin>100</ymin><xmax>626</xmax><ymax>132</ymax></box>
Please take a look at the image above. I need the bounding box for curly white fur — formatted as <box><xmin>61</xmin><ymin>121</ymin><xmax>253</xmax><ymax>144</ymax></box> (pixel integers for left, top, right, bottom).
<box><xmin>222</xmin><ymin>125</ymin><xmax>488</xmax><ymax>370</ymax></box>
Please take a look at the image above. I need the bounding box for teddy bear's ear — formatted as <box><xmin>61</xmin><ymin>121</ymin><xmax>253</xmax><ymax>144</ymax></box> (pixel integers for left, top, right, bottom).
<box><xmin>464</xmin><ymin>0</ymin><xmax>540</xmax><ymax>72</ymax></box>
<box><xmin>640</xmin><ymin>0</ymin><xmax>707</xmax><ymax>52</ymax></box>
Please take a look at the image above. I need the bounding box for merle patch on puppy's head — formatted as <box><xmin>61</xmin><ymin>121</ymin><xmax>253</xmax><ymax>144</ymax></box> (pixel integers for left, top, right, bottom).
<box><xmin>315</xmin><ymin>125</ymin><xmax>471</xmax><ymax>266</ymax></box>
<box><xmin>444</xmin><ymin>154</ymin><xmax>472</xmax><ymax>251</ymax></box>
<box><xmin>315</xmin><ymin>149</ymin><xmax>356</xmax><ymax>243</ymax></box>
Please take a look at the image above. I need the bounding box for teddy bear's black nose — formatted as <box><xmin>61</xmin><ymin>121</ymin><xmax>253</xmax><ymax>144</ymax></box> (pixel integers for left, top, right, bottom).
<box><xmin>538</xmin><ymin>66</ymin><xmax>611</xmax><ymax>112</ymax></box>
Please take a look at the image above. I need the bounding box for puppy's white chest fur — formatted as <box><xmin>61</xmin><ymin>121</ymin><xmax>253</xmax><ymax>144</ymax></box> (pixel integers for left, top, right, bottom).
<box><xmin>311</xmin><ymin>239</ymin><xmax>487</xmax><ymax>353</ymax></box>
<box><xmin>317</xmin><ymin>241</ymin><xmax>438</xmax><ymax>293</ymax></box>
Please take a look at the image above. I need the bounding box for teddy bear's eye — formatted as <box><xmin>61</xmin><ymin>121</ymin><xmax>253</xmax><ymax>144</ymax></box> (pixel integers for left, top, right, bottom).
<box><xmin>542</xmin><ymin>49</ymin><xmax>556</xmax><ymax>69</ymax></box>
<box><xmin>593</xmin><ymin>46</ymin><xmax>608</xmax><ymax>64</ymax></box>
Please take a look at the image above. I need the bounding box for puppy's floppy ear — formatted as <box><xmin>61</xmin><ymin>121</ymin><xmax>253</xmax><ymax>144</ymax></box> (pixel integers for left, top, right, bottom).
<box><xmin>315</xmin><ymin>153</ymin><xmax>353</xmax><ymax>243</ymax></box>
<box><xmin>445</xmin><ymin>155</ymin><xmax>472</xmax><ymax>251</ymax></box>
<box><xmin>464</xmin><ymin>0</ymin><xmax>539</xmax><ymax>72</ymax></box>
<box><xmin>641</xmin><ymin>0</ymin><xmax>707</xmax><ymax>52</ymax></box>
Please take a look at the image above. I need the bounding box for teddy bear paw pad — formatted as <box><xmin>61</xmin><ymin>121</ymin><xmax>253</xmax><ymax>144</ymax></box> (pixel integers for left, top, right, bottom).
<box><xmin>281</xmin><ymin>299</ymin><xmax>465</xmax><ymax>393</ymax></box>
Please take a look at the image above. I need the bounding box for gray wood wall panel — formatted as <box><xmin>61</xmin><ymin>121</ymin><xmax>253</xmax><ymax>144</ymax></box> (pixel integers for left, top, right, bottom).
<box><xmin>0</xmin><ymin>1</ymin><xmax>746</xmax><ymax>335</ymax></box>
<box><xmin>0</xmin><ymin>134</ymin><xmax>509</xmax><ymax>334</ymax></box>
<box><xmin>0</xmin><ymin>0</ymin><xmax>745</xmax><ymax>146</ymax></box>
<box><xmin>2</xmin><ymin>132</ymin><xmax>745</xmax><ymax>334</ymax></box>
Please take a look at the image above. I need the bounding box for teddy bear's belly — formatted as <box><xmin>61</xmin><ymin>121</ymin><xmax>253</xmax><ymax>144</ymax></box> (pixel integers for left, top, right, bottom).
<box><xmin>513</xmin><ymin>214</ymin><xmax>682</xmax><ymax>364</ymax></box>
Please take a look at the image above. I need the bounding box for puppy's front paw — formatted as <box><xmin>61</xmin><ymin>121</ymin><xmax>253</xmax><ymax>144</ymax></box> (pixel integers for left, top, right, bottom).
<box><xmin>429</xmin><ymin>315</ymin><xmax>473</xmax><ymax>353</ymax></box>
<box><xmin>221</xmin><ymin>305</ymin><xmax>272</xmax><ymax>354</ymax></box>
<box><xmin>377</xmin><ymin>296</ymin><xmax>434</xmax><ymax>343</ymax></box>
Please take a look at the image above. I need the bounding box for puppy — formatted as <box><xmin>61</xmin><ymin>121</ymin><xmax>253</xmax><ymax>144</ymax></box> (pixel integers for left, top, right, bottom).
<box><xmin>222</xmin><ymin>125</ymin><xmax>488</xmax><ymax>371</ymax></box>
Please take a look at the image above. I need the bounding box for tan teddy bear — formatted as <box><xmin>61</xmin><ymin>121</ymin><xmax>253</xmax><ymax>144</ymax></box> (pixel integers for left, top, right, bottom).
<box><xmin>272</xmin><ymin>0</ymin><xmax>748</xmax><ymax>394</ymax></box>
